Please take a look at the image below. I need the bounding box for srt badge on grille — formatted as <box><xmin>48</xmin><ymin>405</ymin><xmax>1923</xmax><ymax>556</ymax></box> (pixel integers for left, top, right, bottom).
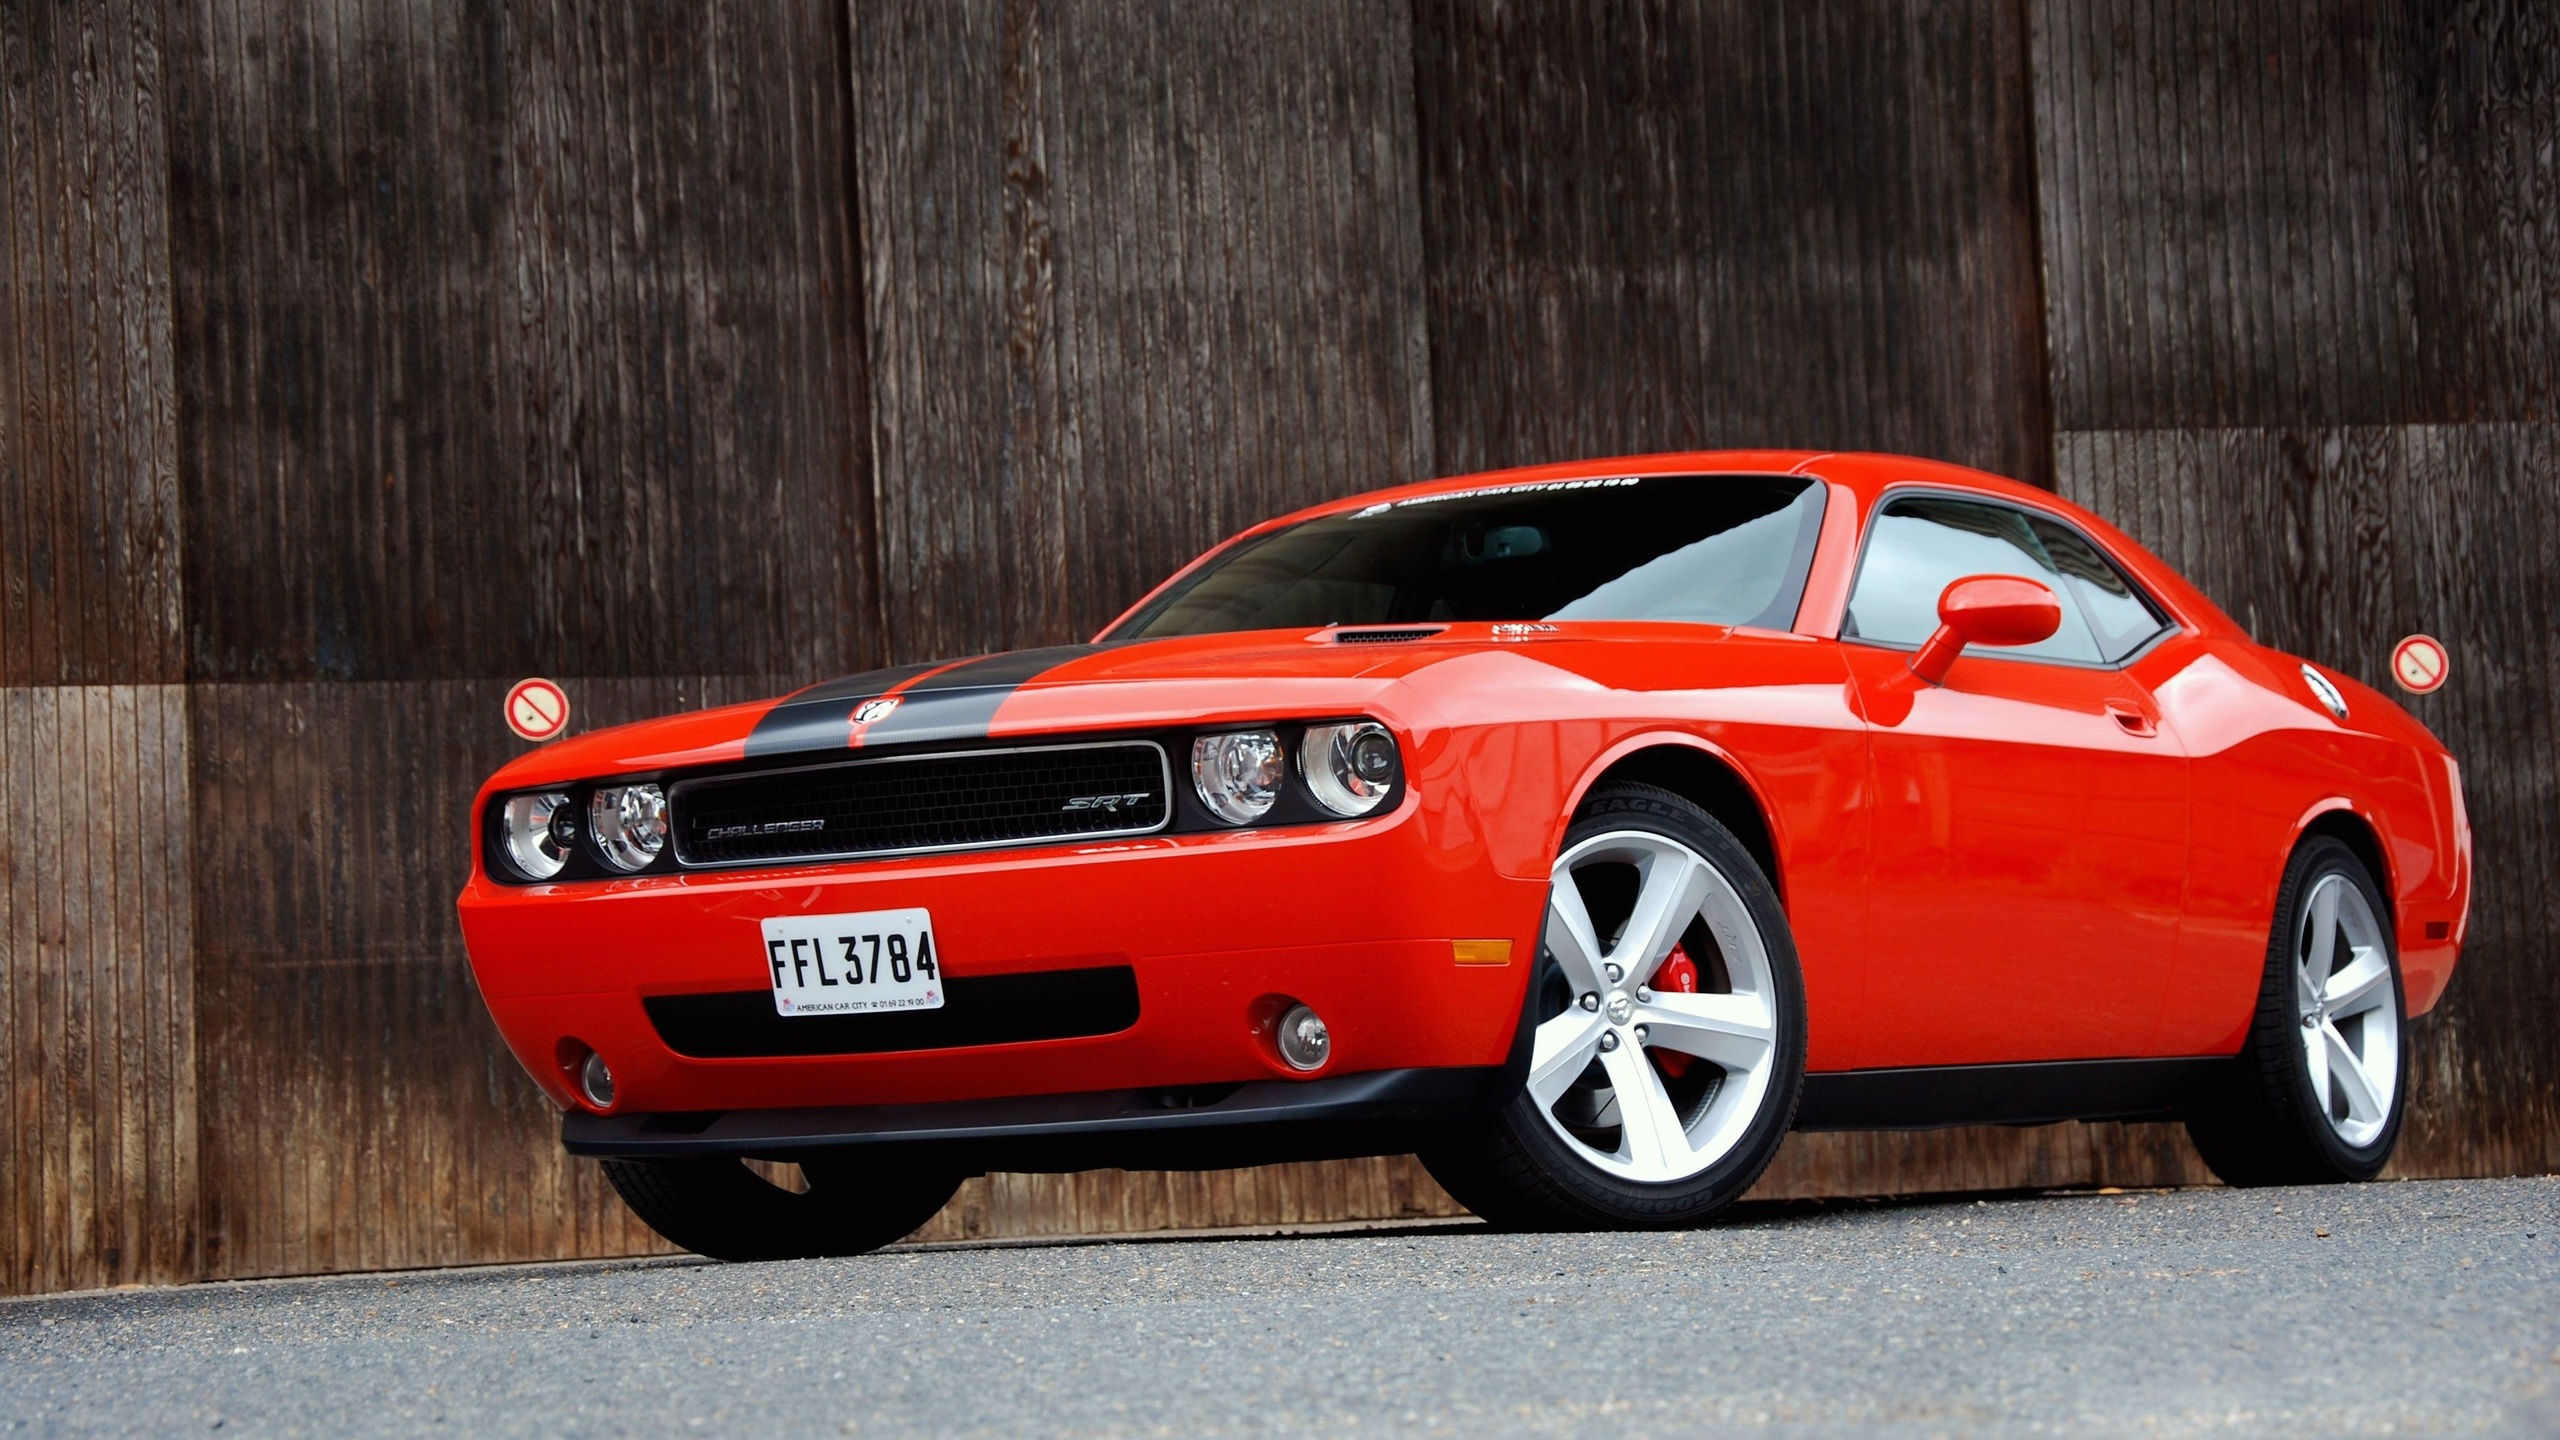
<box><xmin>1062</xmin><ymin>793</ymin><xmax>1152</xmax><ymax>813</ymax></box>
<box><xmin>705</xmin><ymin>818</ymin><xmax>827</xmax><ymax>841</ymax></box>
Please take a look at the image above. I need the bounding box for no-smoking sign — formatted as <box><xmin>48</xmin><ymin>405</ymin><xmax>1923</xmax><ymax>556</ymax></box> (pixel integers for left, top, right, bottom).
<box><xmin>505</xmin><ymin>677</ymin><xmax>572</xmax><ymax>741</ymax></box>
<box><xmin>2390</xmin><ymin>635</ymin><xmax>2449</xmax><ymax>696</ymax></box>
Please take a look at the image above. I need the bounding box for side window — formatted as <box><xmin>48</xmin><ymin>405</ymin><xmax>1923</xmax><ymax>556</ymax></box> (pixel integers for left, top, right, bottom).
<box><xmin>2021</xmin><ymin>516</ymin><xmax>2170</xmax><ymax>662</ymax></box>
<box><xmin>1844</xmin><ymin>497</ymin><xmax>2165</xmax><ymax>666</ymax></box>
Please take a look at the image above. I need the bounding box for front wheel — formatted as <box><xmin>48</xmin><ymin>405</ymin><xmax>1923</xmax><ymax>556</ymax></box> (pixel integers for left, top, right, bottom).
<box><xmin>2186</xmin><ymin>835</ymin><xmax>2407</xmax><ymax>1186</ymax></box>
<box><xmin>1422</xmin><ymin>783</ymin><xmax>1806</xmax><ymax>1228</ymax></box>
<box><xmin>601</xmin><ymin>1155</ymin><xmax>961</xmax><ymax>1262</ymax></box>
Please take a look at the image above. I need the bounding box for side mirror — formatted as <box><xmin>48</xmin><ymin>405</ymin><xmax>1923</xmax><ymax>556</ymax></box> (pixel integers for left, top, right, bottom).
<box><xmin>1908</xmin><ymin>575</ymin><xmax>2062</xmax><ymax>685</ymax></box>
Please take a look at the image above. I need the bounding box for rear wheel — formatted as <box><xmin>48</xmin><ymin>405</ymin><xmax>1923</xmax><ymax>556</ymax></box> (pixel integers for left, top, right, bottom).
<box><xmin>601</xmin><ymin>1155</ymin><xmax>961</xmax><ymax>1262</ymax></box>
<box><xmin>2186</xmin><ymin>836</ymin><xmax>2406</xmax><ymax>1186</ymax></box>
<box><xmin>1422</xmin><ymin>783</ymin><xmax>1805</xmax><ymax>1228</ymax></box>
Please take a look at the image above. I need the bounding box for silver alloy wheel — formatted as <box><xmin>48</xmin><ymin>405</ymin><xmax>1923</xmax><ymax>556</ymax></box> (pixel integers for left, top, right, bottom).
<box><xmin>1529</xmin><ymin>829</ymin><xmax>1780</xmax><ymax>1183</ymax></box>
<box><xmin>2295</xmin><ymin>872</ymin><xmax>2399</xmax><ymax>1148</ymax></box>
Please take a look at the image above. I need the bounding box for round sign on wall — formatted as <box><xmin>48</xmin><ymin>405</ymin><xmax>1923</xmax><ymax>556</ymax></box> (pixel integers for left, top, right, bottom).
<box><xmin>2390</xmin><ymin>635</ymin><xmax>2449</xmax><ymax>696</ymax></box>
<box><xmin>505</xmin><ymin>677</ymin><xmax>572</xmax><ymax>741</ymax></box>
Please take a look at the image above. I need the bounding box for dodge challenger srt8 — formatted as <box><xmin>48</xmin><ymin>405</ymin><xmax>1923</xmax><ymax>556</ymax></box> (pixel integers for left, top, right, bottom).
<box><xmin>458</xmin><ymin>451</ymin><xmax>2470</xmax><ymax>1259</ymax></box>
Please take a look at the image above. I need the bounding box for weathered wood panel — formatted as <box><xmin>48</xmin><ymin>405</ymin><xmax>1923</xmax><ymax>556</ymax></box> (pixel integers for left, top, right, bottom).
<box><xmin>186</xmin><ymin>676</ymin><xmax>788</xmax><ymax>1279</ymax></box>
<box><xmin>0</xmin><ymin>0</ymin><xmax>197</xmax><ymax>1297</ymax></box>
<box><xmin>2059</xmin><ymin>425</ymin><xmax>2560</xmax><ymax>1179</ymax></box>
<box><xmin>497</xmin><ymin>1</ymin><xmax>878</xmax><ymax>679</ymax></box>
<box><xmin>2401</xmin><ymin>2</ymin><xmax>2558</xmax><ymax>422</ymax></box>
<box><xmin>2033</xmin><ymin>0</ymin><xmax>2558</xmax><ymax>431</ymax></box>
<box><xmin>2031</xmin><ymin>0</ymin><xmax>2422</xmax><ymax>430</ymax></box>
<box><xmin>162</xmin><ymin>0</ymin><xmax>875</xmax><ymax>683</ymax></box>
<box><xmin>0</xmin><ymin>0</ymin><xmax>184</xmax><ymax>686</ymax></box>
<box><xmin>154</xmin><ymin>0</ymin><xmax>881</xmax><ymax>1282</ymax></box>
<box><xmin>1412</xmin><ymin>0</ymin><xmax>2053</xmax><ymax>484</ymax></box>
<box><xmin>0</xmin><ymin>686</ymin><xmax>197</xmax><ymax>1294</ymax></box>
<box><xmin>850</xmin><ymin>0</ymin><xmax>1434</xmax><ymax>660</ymax></box>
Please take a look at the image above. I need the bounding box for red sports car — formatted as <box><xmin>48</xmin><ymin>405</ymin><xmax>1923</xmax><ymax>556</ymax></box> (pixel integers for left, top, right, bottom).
<box><xmin>458</xmin><ymin>452</ymin><xmax>2470</xmax><ymax>1259</ymax></box>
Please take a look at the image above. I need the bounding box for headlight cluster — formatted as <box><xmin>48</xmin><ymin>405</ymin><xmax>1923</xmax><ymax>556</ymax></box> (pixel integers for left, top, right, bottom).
<box><xmin>589</xmin><ymin>784</ymin><xmax>669</xmax><ymax>871</ymax></box>
<box><xmin>1191</xmin><ymin>731</ymin><xmax>1286</xmax><ymax>824</ymax></box>
<box><xmin>499</xmin><ymin>791</ymin><xmax>575</xmax><ymax>880</ymax></box>
<box><xmin>493</xmin><ymin>718</ymin><xmax>1402</xmax><ymax>882</ymax></box>
<box><xmin>1190</xmin><ymin>720</ymin><xmax>1401</xmax><ymax>826</ymax></box>
<box><xmin>494</xmin><ymin>783</ymin><xmax>668</xmax><ymax>880</ymax></box>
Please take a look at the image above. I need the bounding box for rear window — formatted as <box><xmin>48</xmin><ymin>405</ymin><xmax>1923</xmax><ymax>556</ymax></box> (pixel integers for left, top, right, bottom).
<box><xmin>1113</xmin><ymin>476</ymin><xmax>1827</xmax><ymax>639</ymax></box>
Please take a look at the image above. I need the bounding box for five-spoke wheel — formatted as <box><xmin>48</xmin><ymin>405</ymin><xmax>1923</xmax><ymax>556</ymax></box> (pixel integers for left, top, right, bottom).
<box><xmin>2292</xmin><ymin>870</ymin><xmax>2400</xmax><ymax>1149</ymax></box>
<box><xmin>1422</xmin><ymin>782</ymin><xmax>1804</xmax><ymax>1228</ymax></box>
<box><xmin>1526</xmin><ymin>828</ymin><xmax>1782</xmax><ymax>1184</ymax></box>
<box><xmin>2188</xmin><ymin>834</ymin><xmax>2407</xmax><ymax>1186</ymax></box>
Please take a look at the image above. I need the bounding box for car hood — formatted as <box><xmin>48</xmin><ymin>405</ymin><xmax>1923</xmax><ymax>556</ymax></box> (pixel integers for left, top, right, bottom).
<box><xmin>480</xmin><ymin>624</ymin><xmax>1663</xmax><ymax>791</ymax></box>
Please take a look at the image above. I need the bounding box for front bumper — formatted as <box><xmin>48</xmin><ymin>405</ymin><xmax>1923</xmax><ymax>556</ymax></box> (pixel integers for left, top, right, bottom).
<box><xmin>561</xmin><ymin>1065</ymin><xmax>1519</xmax><ymax>1172</ymax></box>
<box><xmin>459</xmin><ymin>798</ymin><xmax>1545</xmax><ymax>1123</ymax></box>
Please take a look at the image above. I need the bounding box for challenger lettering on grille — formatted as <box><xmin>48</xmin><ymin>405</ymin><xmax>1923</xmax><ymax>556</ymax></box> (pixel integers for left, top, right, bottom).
<box><xmin>704</xmin><ymin>818</ymin><xmax>827</xmax><ymax>841</ymax></box>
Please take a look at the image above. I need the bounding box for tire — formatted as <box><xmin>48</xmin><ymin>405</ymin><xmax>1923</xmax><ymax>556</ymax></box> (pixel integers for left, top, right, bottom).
<box><xmin>601</xmin><ymin>1155</ymin><xmax>962</xmax><ymax>1262</ymax></box>
<box><xmin>2185</xmin><ymin>835</ymin><xmax>2407</xmax><ymax>1187</ymax></box>
<box><xmin>1422</xmin><ymin>782</ymin><xmax>1807</xmax><ymax>1229</ymax></box>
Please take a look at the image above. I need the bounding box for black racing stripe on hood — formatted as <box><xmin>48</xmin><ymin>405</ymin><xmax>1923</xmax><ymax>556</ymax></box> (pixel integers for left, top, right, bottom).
<box><xmin>853</xmin><ymin>645</ymin><xmax>1106</xmax><ymax>748</ymax></box>
<box><xmin>740</xmin><ymin>646</ymin><xmax>1108</xmax><ymax>760</ymax></box>
<box><xmin>742</xmin><ymin>660</ymin><xmax>946</xmax><ymax>759</ymax></box>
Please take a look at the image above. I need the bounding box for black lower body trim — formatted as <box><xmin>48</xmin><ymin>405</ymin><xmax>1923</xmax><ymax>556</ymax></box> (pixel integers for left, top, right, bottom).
<box><xmin>1794</xmin><ymin>1057</ymin><xmax>2237</xmax><ymax>1131</ymax></box>
<box><xmin>645</xmin><ymin>965</ymin><xmax>1139</xmax><ymax>1059</ymax></box>
<box><xmin>563</xmin><ymin>1065</ymin><xmax>1510</xmax><ymax>1173</ymax></box>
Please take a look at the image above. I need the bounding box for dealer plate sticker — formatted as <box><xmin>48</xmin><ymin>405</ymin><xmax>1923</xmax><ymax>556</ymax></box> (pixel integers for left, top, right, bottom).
<box><xmin>761</xmin><ymin>908</ymin><xmax>942</xmax><ymax>1017</ymax></box>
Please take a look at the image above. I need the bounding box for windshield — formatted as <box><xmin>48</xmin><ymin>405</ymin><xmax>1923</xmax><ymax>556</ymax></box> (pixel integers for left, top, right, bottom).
<box><xmin>1112</xmin><ymin>475</ymin><xmax>1826</xmax><ymax>639</ymax></box>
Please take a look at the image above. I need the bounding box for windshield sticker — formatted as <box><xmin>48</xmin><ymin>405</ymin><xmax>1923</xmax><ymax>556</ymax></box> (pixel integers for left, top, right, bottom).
<box><xmin>1353</xmin><ymin>476</ymin><xmax>1644</xmax><ymax>517</ymax></box>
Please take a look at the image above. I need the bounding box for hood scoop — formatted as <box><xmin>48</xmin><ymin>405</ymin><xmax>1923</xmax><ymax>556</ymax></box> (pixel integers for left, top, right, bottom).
<box><xmin>1321</xmin><ymin>626</ymin><xmax>1448</xmax><ymax>644</ymax></box>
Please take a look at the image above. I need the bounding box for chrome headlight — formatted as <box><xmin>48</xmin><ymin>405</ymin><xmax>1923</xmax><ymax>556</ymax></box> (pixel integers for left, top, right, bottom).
<box><xmin>589</xmin><ymin>784</ymin><xmax>669</xmax><ymax>872</ymax></box>
<box><xmin>499</xmin><ymin>791</ymin><xmax>574</xmax><ymax>880</ymax></box>
<box><xmin>1191</xmin><ymin>731</ymin><xmax>1283</xmax><ymax>825</ymax></box>
<box><xmin>1301</xmin><ymin>721</ymin><xmax>1399</xmax><ymax>818</ymax></box>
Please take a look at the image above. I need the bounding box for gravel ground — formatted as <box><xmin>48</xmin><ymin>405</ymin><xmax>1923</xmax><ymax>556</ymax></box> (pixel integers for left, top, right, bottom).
<box><xmin>2</xmin><ymin>1175</ymin><xmax>2555</xmax><ymax>1439</ymax></box>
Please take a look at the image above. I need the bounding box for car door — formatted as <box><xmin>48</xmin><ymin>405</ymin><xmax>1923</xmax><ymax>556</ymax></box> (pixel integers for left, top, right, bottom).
<box><xmin>1838</xmin><ymin>492</ymin><xmax>2190</xmax><ymax>1066</ymax></box>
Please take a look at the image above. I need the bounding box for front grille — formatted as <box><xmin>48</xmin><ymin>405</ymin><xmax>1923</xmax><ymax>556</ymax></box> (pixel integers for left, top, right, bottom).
<box><xmin>670</xmin><ymin>741</ymin><xmax>1171</xmax><ymax>868</ymax></box>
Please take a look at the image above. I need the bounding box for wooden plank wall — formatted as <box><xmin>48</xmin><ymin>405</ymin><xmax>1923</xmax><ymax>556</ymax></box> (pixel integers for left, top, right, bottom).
<box><xmin>0</xmin><ymin>0</ymin><xmax>199</xmax><ymax>1294</ymax></box>
<box><xmin>849</xmin><ymin>0</ymin><xmax>1433</xmax><ymax>659</ymax></box>
<box><xmin>2038</xmin><ymin>0</ymin><xmax>2560</xmax><ymax>1179</ymax></box>
<box><xmin>1</xmin><ymin>0</ymin><xmax>2551</xmax><ymax>1294</ymax></box>
<box><xmin>155</xmin><ymin>0</ymin><xmax>868</xmax><ymax>1280</ymax></box>
<box><xmin>1409</xmin><ymin>0</ymin><xmax>2054</xmax><ymax>487</ymax></box>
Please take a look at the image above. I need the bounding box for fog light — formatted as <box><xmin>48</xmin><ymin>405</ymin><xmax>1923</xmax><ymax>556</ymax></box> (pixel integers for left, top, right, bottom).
<box><xmin>579</xmin><ymin>1050</ymin><xmax>616</xmax><ymax>1109</ymax></box>
<box><xmin>1276</xmin><ymin>1003</ymin><xmax>1330</xmax><ymax>1071</ymax></box>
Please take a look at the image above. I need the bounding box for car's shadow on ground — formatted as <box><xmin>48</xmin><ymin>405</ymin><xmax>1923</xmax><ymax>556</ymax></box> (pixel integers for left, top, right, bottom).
<box><xmin>885</xmin><ymin>1181</ymin><xmax>2161</xmax><ymax>1255</ymax></box>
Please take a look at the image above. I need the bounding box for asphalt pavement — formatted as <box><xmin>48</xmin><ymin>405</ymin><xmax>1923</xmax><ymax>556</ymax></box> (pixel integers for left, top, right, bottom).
<box><xmin>3</xmin><ymin>1175</ymin><xmax>2554</xmax><ymax>1439</ymax></box>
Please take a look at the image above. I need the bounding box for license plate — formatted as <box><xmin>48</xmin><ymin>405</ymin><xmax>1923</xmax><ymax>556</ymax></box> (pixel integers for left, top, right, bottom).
<box><xmin>760</xmin><ymin>908</ymin><xmax>943</xmax><ymax>1017</ymax></box>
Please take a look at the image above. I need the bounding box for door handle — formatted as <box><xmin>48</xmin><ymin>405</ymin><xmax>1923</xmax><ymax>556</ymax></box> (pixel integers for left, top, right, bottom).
<box><xmin>2105</xmin><ymin>702</ymin><xmax>2157</xmax><ymax>738</ymax></box>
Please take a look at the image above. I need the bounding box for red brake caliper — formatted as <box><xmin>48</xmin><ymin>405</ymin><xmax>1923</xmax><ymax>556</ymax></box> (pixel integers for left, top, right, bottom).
<box><xmin>1651</xmin><ymin>944</ymin><xmax>1700</xmax><ymax>1078</ymax></box>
